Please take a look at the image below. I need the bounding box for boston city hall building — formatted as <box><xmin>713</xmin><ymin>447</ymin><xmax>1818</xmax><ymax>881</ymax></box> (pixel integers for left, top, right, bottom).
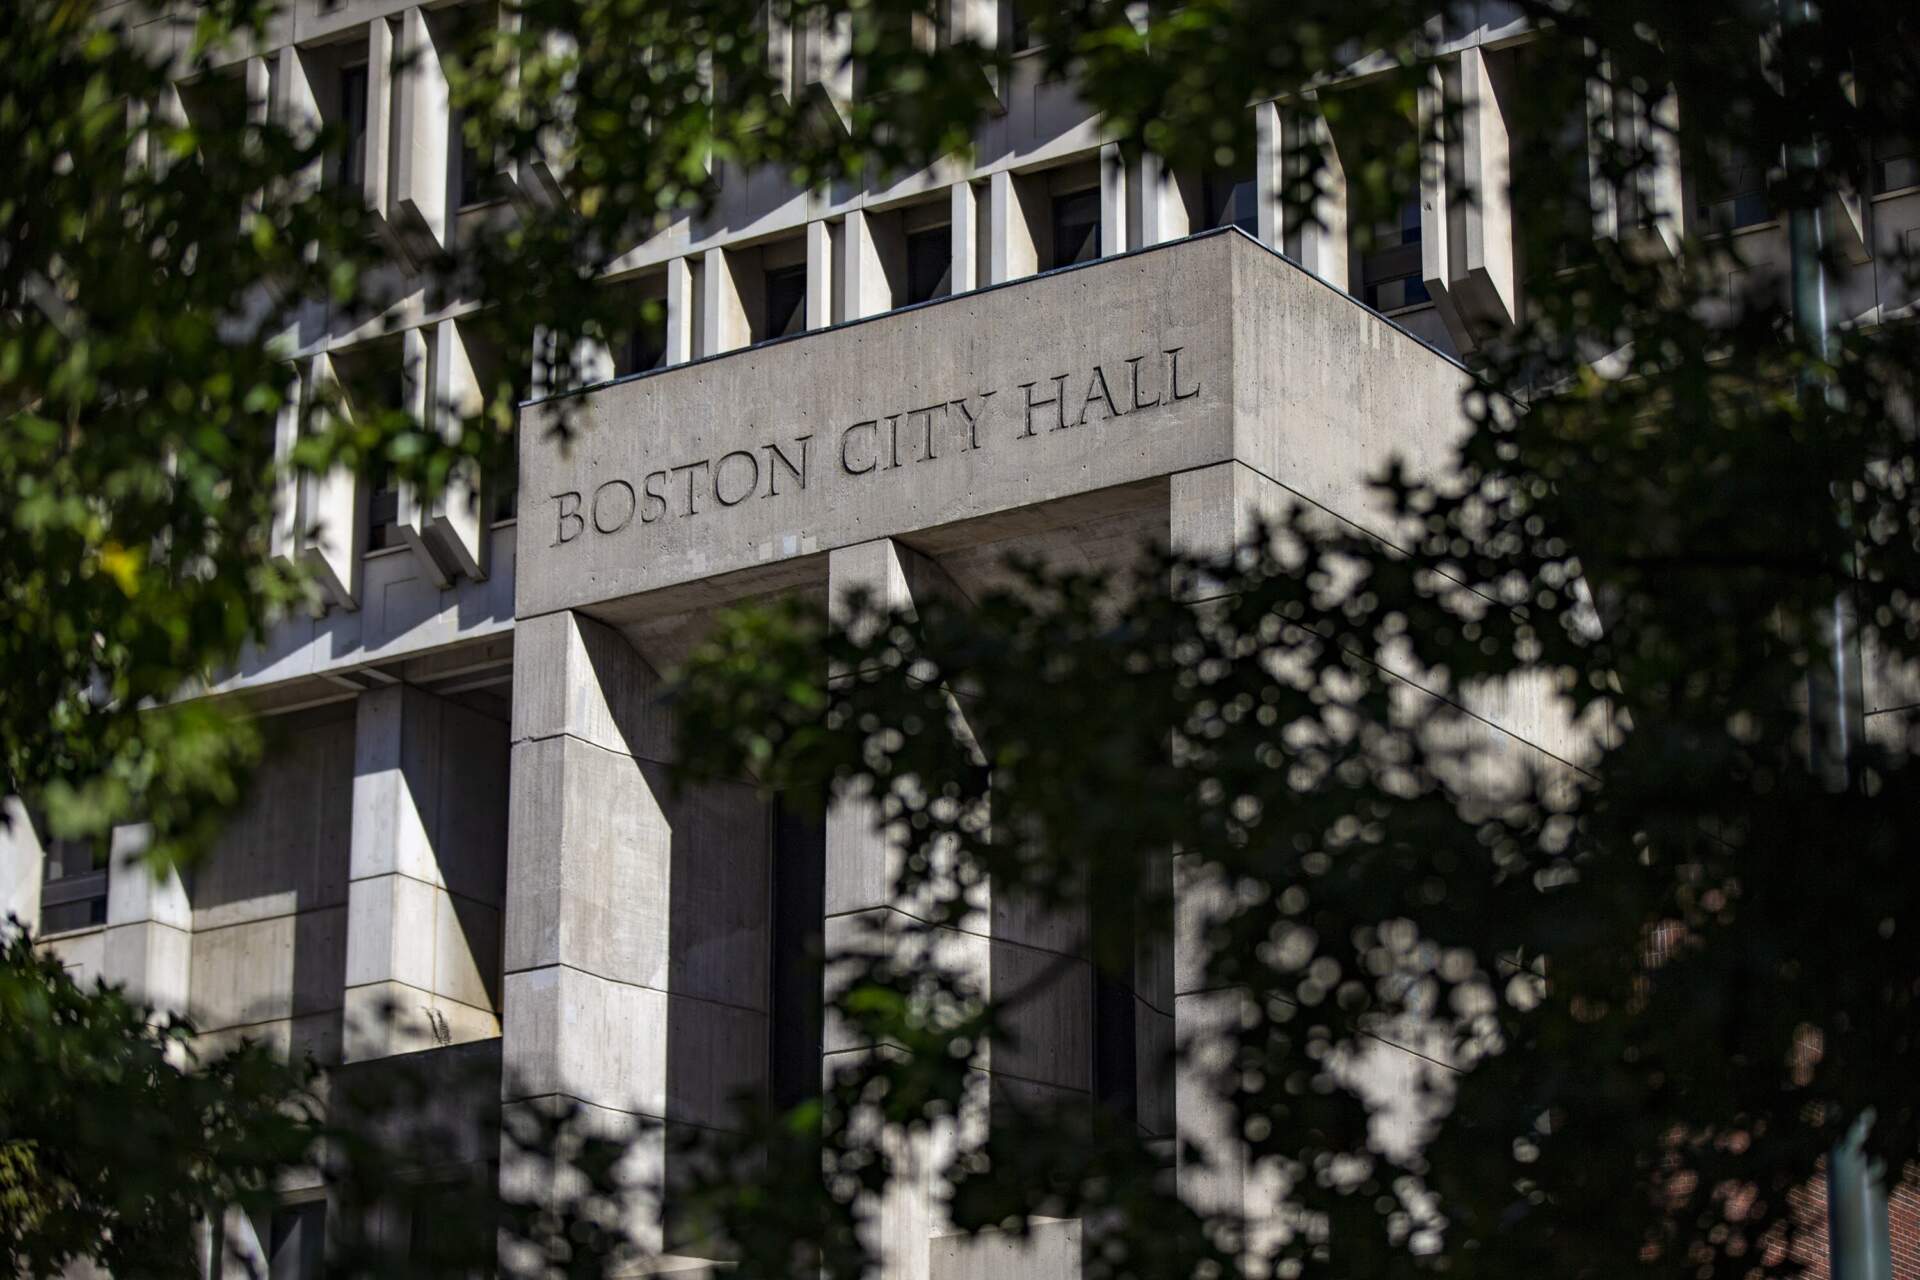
<box><xmin>5</xmin><ymin>0</ymin><xmax>1919</xmax><ymax>1275</ymax></box>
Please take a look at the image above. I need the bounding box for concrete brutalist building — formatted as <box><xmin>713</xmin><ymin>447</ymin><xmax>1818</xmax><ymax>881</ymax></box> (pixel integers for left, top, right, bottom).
<box><xmin>5</xmin><ymin>1</ymin><xmax>1919</xmax><ymax>1275</ymax></box>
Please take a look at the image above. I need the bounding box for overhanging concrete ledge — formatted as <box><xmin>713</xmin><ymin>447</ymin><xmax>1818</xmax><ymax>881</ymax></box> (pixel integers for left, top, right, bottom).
<box><xmin>518</xmin><ymin>230</ymin><xmax>1475</xmax><ymax>621</ymax></box>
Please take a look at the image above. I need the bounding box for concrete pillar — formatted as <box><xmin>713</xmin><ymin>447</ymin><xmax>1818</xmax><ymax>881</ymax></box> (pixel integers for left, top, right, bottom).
<box><xmin>392</xmin><ymin>5</ymin><xmax>452</xmax><ymax>258</ymax></box>
<box><xmin>987</xmin><ymin>169</ymin><xmax>1039</xmax><ymax>284</ymax></box>
<box><xmin>824</xmin><ymin>540</ymin><xmax>1098</xmax><ymax>1280</ymax></box>
<box><xmin>269</xmin><ymin>361</ymin><xmax>304</xmax><ymax>572</ymax></box>
<box><xmin>837</xmin><ymin>208</ymin><xmax>894</xmax><ymax>321</ymax></box>
<box><xmin>1129</xmin><ymin>150</ymin><xmax>1193</xmax><ymax>250</ymax></box>
<box><xmin>344</xmin><ymin>684</ymin><xmax>508</xmax><ymax>1061</ymax></box>
<box><xmin>364</xmin><ymin>17</ymin><xmax>396</xmax><ymax>219</ymax></box>
<box><xmin>100</xmin><ymin>824</ymin><xmax>193</xmax><ymax>1015</ymax></box>
<box><xmin>1257</xmin><ymin>99</ymin><xmax>1349</xmax><ymax>289</ymax></box>
<box><xmin>414</xmin><ymin>318</ymin><xmax>488</xmax><ymax>582</ymax></box>
<box><xmin>298</xmin><ymin>351</ymin><xmax>362</xmax><ymax>610</ymax></box>
<box><xmin>275</xmin><ymin>45</ymin><xmax>321</xmax><ymax>200</ymax></box>
<box><xmin>1100</xmin><ymin>142</ymin><xmax>1129</xmax><ymax>255</ymax></box>
<box><xmin>666</xmin><ymin>256</ymin><xmax>695</xmax><ymax>364</ymax></box>
<box><xmin>700</xmin><ymin>246</ymin><xmax>752</xmax><ymax>356</ymax></box>
<box><xmin>950</xmin><ymin>181</ymin><xmax>980</xmax><ymax>294</ymax></box>
<box><xmin>393</xmin><ymin>326</ymin><xmax>455</xmax><ymax>590</ymax></box>
<box><xmin>1168</xmin><ymin>463</ymin><xmax>1292</xmax><ymax>1267</ymax></box>
<box><xmin>824</xmin><ymin>540</ymin><xmax>976</xmax><ymax>1280</ymax></box>
<box><xmin>1419</xmin><ymin>48</ymin><xmax>1516</xmax><ymax>348</ymax></box>
<box><xmin>502</xmin><ymin>610</ymin><xmax>769</xmax><ymax>1256</ymax></box>
<box><xmin>807</xmin><ymin>218</ymin><xmax>835</xmax><ymax>329</ymax></box>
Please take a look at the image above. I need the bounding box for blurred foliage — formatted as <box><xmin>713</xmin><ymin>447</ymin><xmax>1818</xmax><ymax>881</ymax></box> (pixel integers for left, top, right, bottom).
<box><xmin>4</xmin><ymin>0</ymin><xmax>1920</xmax><ymax>1275</ymax></box>
<box><xmin>0</xmin><ymin>925</ymin><xmax>316</xmax><ymax>1276</ymax></box>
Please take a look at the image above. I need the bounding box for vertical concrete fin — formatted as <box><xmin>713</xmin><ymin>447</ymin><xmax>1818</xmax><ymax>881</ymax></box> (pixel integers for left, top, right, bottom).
<box><xmin>423</xmin><ymin>319</ymin><xmax>490</xmax><ymax>582</ymax></box>
<box><xmin>298</xmin><ymin>352</ymin><xmax>363</xmax><ymax>611</ymax></box>
<box><xmin>949</xmin><ymin>180</ymin><xmax>980</xmax><ymax>294</ymax></box>
<box><xmin>988</xmin><ymin>169</ymin><xmax>1039</xmax><ymax>284</ymax></box>
<box><xmin>391</xmin><ymin>5</ymin><xmax>452</xmax><ymax>258</ymax></box>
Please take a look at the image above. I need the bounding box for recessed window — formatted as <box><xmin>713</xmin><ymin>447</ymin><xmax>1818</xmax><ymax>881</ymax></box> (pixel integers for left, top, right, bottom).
<box><xmin>268</xmin><ymin>1201</ymin><xmax>325</xmax><ymax>1280</ymax></box>
<box><xmin>905</xmin><ymin>225</ymin><xmax>953</xmax><ymax>303</ymax></box>
<box><xmin>39</xmin><ymin>831</ymin><xmax>108</xmax><ymax>934</ymax></box>
<box><xmin>611</xmin><ymin>297</ymin><xmax>669</xmax><ymax>376</ymax></box>
<box><xmin>1047</xmin><ymin>187</ymin><xmax>1101</xmax><ymax>269</ymax></box>
<box><xmin>330</xmin><ymin>341</ymin><xmax>411</xmax><ymax>554</ymax></box>
<box><xmin>456</xmin><ymin>112</ymin><xmax>496</xmax><ymax>208</ymax></box>
<box><xmin>1358</xmin><ymin>199</ymin><xmax>1430</xmax><ymax>313</ymax></box>
<box><xmin>1696</xmin><ymin>141</ymin><xmax>1771</xmax><ymax>232</ymax></box>
<box><xmin>366</xmin><ymin>459</ymin><xmax>405</xmax><ymax>550</ymax></box>
<box><xmin>1204</xmin><ymin>169</ymin><xmax>1258</xmax><ymax>237</ymax></box>
<box><xmin>336</xmin><ymin>64</ymin><xmax>369</xmax><ymax>192</ymax></box>
<box><xmin>763</xmin><ymin>263</ymin><xmax>808</xmax><ymax>339</ymax></box>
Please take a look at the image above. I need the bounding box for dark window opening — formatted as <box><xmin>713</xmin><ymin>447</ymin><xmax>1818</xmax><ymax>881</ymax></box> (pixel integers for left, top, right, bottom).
<box><xmin>39</xmin><ymin>830</ymin><xmax>108</xmax><ymax>934</ymax></box>
<box><xmin>905</xmin><ymin>225</ymin><xmax>953</xmax><ymax>303</ymax></box>
<box><xmin>612</xmin><ymin>303</ymin><xmax>669</xmax><ymax>377</ymax></box>
<box><xmin>1047</xmin><ymin>187</ymin><xmax>1101</xmax><ymax>270</ymax></box>
<box><xmin>1092</xmin><ymin>976</ymin><xmax>1140</xmax><ymax>1119</ymax></box>
<box><xmin>769</xmin><ymin>791</ymin><xmax>826</xmax><ymax>1113</ymax></box>
<box><xmin>1696</xmin><ymin>140</ymin><xmax>1772</xmax><ymax>231</ymax></box>
<box><xmin>406</xmin><ymin>1183</ymin><xmax>483</xmax><ymax>1270</ymax></box>
<box><xmin>366</xmin><ymin>458</ymin><xmax>406</xmax><ymax>551</ymax></box>
<box><xmin>763</xmin><ymin>263</ymin><xmax>808</xmax><ymax>340</ymax></box>
<box><xmin>1204</xmin><ymin>169</ymin><xmax>1258</xmax><ymax>237</ymax></box>
<box><xmin>268</xmin><ymin>1201</ymin><xmax>326</xmax><ymax>1280</ymax></box>
<box><xmin>1007</xmin><ymin>2</ymin><xmax>1038</xmax><ymax>51</ymax></box>
<box><xmin>336</xmin><ymin>64</ymin><xmax>369</xmax><ymax>192</ymax></box>
<box><xmin>1358</xmin><ymin>198</ymin><xmax>1430</xmax><ymax>313</ymax></box>
<box><xmin>490</xmin><ymin>451</ymin><xmax>518</xmax><ymax>524</ymax></box>
<box><xmin>457</xmin><ymin>113</ymin><xmax>495</xmax><ymax>208</ymax></box>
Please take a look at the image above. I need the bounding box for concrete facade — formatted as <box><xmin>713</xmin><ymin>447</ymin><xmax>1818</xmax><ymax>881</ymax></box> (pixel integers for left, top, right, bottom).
<box><xmin>5</xmin><ymin>4</ymin><xmax>1915</xmax><ymax>1276</ymax></box>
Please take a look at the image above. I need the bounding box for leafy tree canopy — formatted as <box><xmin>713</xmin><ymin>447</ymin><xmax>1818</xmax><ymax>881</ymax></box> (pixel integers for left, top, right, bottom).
<box><xmin>3</xmin><ymin>0</ymin><xmax>1919</xmax><ymax>1275</ymax></box>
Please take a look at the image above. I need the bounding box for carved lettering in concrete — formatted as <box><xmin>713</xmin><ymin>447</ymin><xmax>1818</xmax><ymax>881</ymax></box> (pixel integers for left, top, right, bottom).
<box><xmin>548</xmin><ymin>348</ymin><xmax>1200</xmax><ymax>545</ymax></box>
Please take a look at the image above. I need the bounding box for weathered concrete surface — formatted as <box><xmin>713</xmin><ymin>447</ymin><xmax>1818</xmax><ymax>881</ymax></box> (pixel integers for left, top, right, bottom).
<box><xmin>518</xmin><ymin>231</ymin><xmax>1472</xmax><ymax>622</ymax></box>
<box><xmin>188</xmin><ymin>701</ymin><xmax>357</xmax><ymax>1059</ymax></box>
<box><xmin>343</xmin><ymin>683</ymin><xmax>508</xmax><ymax>1060</ymax></box>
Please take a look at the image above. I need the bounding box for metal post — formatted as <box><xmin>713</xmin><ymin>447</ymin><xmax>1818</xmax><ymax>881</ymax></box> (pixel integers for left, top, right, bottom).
<box><xmin>1778</xmin><ymin>3</ymin><xmax>1887</xmax><ymax>1275</ymax></box>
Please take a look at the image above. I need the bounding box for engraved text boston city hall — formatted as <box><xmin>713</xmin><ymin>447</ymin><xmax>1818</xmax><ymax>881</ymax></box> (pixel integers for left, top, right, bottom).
<box><xmin>550</xmin><ymin>346</ymin><xmax>1201</xmax><ymax>545</ymax></box>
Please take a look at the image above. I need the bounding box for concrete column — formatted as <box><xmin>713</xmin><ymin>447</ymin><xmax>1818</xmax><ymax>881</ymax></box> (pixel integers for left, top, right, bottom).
<box><xmin>987</xmin><ymin>169</ymin><xmax>1039</xmax><ymax>284</ymax></box>
<box><xmin>275</xmin><ymin>45</ymin><xmax>321</xmax><ymax>199</ymax></box>
<box><xmin>949</xmin><ymin>181</ymin><xmax>980</xmax><ymax>294</ymax></box>
<box><xmin>1168</xmin><ymin>463</ymin><xmax>1291</xmax><ymax>1265</ymax></box>
<box><xmin>1257</xmin><ymin>100</ymin><xmax>1350</xmax><ymax>289</ymax></box>
<box><xmin>807</xmin><ymin>218</ymin><xmax>834</xmax><ymax>329</ymax></box>
<box><xmin>364</xmin><ymin>17</ymin><xmax>396</xmax><ymax>219</ymax></box>
<box><xmin>824</xmin><ymin>540</ymin><xmax>1096</xmax><ymax>1280</ymax></box>
<box><xmin>666</xmin><ymin>256</ymin><xmax>695</xmax><ymax>364</ymax></box>
<box><xmin>1131</xmin><ymin>150</ymin><xmax>1191</xmax><ymax>249</ymax></box>
<box><xmin>823</xmin><ymin>540</ymin><xmax>970</xmax><ymax>1280</ymax></box>
<box><xmin>1451</xmin><ymin>47</ymin><xmax>1515</xmax><ymax>329</ymax></box>
<box><xmin>1285</xmin><ymin>102</ymin><xmax>1350</xmax><ymax>290</ymax></box>
<box><xmin>100</xmin><ymin>824</ymin><xmax>193</xmax><ymax>1015</ymax></box>
<box><xmin>417</xmin><ymin>318</ymin><xmax>488</xmax><ymax>582</ymax></box>
<box><xmin>394</xmin><ymin>326</ymin><xmax>454</xmax><ymax>590</ymax></box>
<box><xmin>1255</xmin><ymin>101</ymin><xmax>1284</xmax><ymax>252</ymax></box>
<box><xmin>1419</xmin><ymin>48</ymin><xmax>1516</xmax><ymax>348</ymax></box>
<box><xmin>700</xmin><ymin>245</ymin><xmax>752</xmax><ymax>355</ymax></box>
<box><xmin>344</xmin><ymin>684</ymin><xmax>509</xmax><ymax>1061</ymax></box>
<box><xmin>503</xmin><ymin>610</ymin><xmax>769</xmax><ymax>1257</ymax></box>
<box><xmin>1100</xmin><ymin>142</ymin><xmax>1129</xmax><ymax>255</ymax></box>
<box><xmin>836</xmin><ymin>208</ymin><xmax>894</xmax><ymax>321</ymax></box>
<box><xmin>269</xmin><ymin>361</ymin><xmax>304</xmax><ymax>571</ymax></box>
<box><xmin>392</xmin><ymin>5</ymin><xmax>452</xmax><ymax>258</ymax></box>
<box><xmin>298</xmin><ymin>352</ymin><xmax>362</xmax><ymax>610</ymax></box>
